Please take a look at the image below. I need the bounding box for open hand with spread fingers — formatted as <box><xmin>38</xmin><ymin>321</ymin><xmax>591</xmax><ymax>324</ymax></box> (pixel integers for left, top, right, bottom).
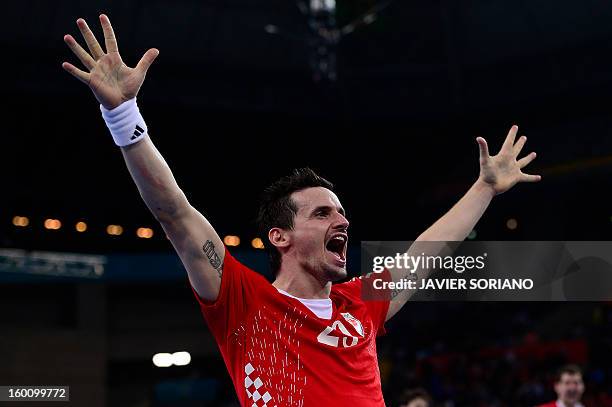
<box><xmin>62</xmin><ymin>14</ymin><xmax>159</xmax><ymax>110</ymax></box>
<box><xmin>476</xmin><ymin>125</ymin><xmax>542</xmax><ymax>195</ymax></box>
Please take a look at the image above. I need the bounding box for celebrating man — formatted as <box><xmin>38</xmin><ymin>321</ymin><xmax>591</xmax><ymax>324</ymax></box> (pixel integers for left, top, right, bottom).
<box><xmin>63</xmin><ymin>14</ymin><xmax>541</xmax><ymax>406</ymax></box>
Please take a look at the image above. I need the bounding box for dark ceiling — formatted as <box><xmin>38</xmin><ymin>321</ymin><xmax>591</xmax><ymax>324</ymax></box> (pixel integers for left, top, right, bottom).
<box><xmin>2</xmin><ymin>0</ymin><xmax>612</xmax><ymax>252</ymax></box>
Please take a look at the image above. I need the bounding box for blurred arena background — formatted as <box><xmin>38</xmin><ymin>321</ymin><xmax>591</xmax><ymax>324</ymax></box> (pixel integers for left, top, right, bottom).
<box><xmin>1</xmin><ymin>0</ymin><xmax>611</xmax><ymax>405</ymax></box>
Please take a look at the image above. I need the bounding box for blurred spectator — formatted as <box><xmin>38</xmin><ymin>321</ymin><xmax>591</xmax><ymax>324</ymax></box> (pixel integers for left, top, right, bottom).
<box><xmin>536</xmin><ymin>365</ymin><xmax>584</xmax><ymax>407</ymax></box>
<box><xmin>398</xmin><ymin>388</ymin><xmax>432</xmax><ymax>407</ymax></box>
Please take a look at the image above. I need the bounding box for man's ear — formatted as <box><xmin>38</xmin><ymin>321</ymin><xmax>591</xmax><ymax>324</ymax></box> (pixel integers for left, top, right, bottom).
<box><xmin>268</xmin><ymin>227</ymin><xmax>291</xmax><ymax>249</ymax></box>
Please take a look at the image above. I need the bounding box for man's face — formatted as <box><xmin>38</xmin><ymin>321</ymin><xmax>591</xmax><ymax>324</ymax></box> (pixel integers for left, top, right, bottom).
<box><xmin>286</xmin><ymin>187</ymin><xmax>349</xmax><ymax>282</ymax></box>
<box><xmin>554</xmin><ymin>372</ymin><xmax>584</xmax><ymax>404</ymax></box>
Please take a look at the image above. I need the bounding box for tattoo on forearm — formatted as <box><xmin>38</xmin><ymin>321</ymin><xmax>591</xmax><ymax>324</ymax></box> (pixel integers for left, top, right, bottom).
<box><xmin>390</xmin><ymin>272</ymin><xmax>419</xmax><ymax>300</ymax></box>
<box><xmin>203</xmin><ymin>240</ymin><xmax>223</xmax><ymax>277</ymax></box>
<box><xmin>390</xmin><ymin>286</ymin><xmax>403</xmax><ymax>299</ymax></box>
<box><xmin>390</xmin><ymin>281</ymin><xmax>404</xmax><ymax>299</ymax></box>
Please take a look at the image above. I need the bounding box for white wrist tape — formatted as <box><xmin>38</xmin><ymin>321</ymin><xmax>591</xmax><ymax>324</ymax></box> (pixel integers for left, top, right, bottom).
<box><xmin>100</xmin><ymin>98</ymin><xmax>148</xmax><ymax>147</ymax></box>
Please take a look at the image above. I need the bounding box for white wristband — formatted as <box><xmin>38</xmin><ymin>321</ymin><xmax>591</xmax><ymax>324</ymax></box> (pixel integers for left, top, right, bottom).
<box><xmin>100</xmin><ymin>98</ymin><xmax>148</xmax><ymax>147</ymax></box>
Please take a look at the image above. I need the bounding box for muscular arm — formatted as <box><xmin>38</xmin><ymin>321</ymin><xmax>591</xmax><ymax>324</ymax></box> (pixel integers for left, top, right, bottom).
<box><xmin>385</xmin><ymin>180</ymin><xmax>494</xmax><ymax>320</ymax></box>
<box><xmin>121</xmin><ymin>137</ymin><xmax>224</xmax><ymax>301</ymax></box>
<box><xmin>63</xmin><ymin>14</ymin><xmax>224</xmax><ymax>301</ymax></box>
<box><xmin>385</xmin><ymin>126</ymin><xmax>541</xmax><ymax>321</ymax></box>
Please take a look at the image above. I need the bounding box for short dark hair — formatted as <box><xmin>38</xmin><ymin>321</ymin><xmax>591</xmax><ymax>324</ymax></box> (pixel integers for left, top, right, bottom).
<box><xmin>555</xmin><ymin>364</ymin><xmax>583</xmax><ymax>382</ymax></box>
<box><xmin>256</xmin><ymin>168</ymin><xmax>334</xmax><ymax>274</ymax></box>
<box><xmin>399</xmin><ymin>388</ymin><xmax>431</xmax><ymax>406</ymax></box>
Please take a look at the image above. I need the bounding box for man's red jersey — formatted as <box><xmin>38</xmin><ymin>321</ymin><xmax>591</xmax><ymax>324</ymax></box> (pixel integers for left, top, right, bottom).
<box><xmin>192</xmin><ymin>248</ymin><xmax>390</xmax><ymax>407</ymax></box>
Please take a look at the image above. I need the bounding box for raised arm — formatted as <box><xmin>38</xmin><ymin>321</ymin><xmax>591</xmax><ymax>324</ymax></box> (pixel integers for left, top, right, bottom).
<box><xmin>62</xmin><ymin>15</ymin><xmax>224</xmax><ymax>301</ymax></box>
<box><xmin>385</xmin><ymin>125</ymin><xmax>541</xmax><ymax>320</ymax></box>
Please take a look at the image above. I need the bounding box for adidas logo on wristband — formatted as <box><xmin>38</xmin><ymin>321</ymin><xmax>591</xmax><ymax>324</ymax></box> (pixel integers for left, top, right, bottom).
<box><xmin>131</xmin><ymin>125</ymin><xmax>145</xmax><ymax>141</ymax></box>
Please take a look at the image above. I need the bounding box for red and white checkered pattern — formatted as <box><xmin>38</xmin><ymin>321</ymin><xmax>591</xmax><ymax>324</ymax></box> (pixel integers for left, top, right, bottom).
<box><xmin>244</xmin><ymin>363</ymin><xmax>276</xmax><ymax>407</ymax></box>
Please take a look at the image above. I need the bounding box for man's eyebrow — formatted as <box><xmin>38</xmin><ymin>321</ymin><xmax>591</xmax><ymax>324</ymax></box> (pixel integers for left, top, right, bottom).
<box><xmin>310</xmin><ymin>205</ymin><xmax>331</xmax><ymax>215</ymax></box>
<box><xmin>310</xmin><ymin>205</ymin><xmax>345</xmax><ymax>216</ymax></box>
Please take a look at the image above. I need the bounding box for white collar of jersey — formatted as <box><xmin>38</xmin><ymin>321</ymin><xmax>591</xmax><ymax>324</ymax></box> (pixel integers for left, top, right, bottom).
<box><xmin>276</xmin><ymin>289</ymin><xmax>333</xmax><ymax>320</ymax></box>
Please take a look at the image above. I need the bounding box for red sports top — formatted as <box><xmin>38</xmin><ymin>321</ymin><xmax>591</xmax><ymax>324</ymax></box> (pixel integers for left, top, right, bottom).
<box><xmin>193</xmin><ymin>248</ymin><xmax>390</xmax><ymax>407</ymax></box>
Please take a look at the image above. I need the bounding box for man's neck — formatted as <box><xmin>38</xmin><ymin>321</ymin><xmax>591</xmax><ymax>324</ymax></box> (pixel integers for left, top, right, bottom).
<box><xmin>273</xmin><ymin>268</ymin><xmax>332</xmax><ymax>299</ymax></box>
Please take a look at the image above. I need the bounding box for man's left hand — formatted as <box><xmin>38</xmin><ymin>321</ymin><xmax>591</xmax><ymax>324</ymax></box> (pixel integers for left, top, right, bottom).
<box><xmin>476</xmin><ymin>125</ymin><xmax>541</xmax><ymax>195</ymax></box>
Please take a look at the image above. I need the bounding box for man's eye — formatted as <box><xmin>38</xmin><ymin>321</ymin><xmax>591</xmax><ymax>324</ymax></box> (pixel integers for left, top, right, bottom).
<box><xmin>316</xmin><ymin>211</ymin><xmax>327</xmax><ymax>217</ymax></box>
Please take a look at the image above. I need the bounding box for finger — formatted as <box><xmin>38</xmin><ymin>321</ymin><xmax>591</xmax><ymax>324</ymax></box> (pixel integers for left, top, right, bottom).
<box><xmin>99</xmin><ymin>14</ymin><xmax>119</xmax><ymax>53</ymax></box>
<box><xmin>513</xmin><ymin>135</ymin><xmax>527</xmax><ymax>157</ymax></box>
<box><xmin>520</xmin><ymin>173</ymin><xmax>542</xmax><ymax>183</ymax></box>
<box><xmin>76</xmin><ymin>18</ymin><xmax>105</xmax><ymax>60</ymax></box>
<box><xmin>63</xmin><ymin>35</ymin><xmax>96</xmax><ymax>70</ymax></box>
<box><xmin>62</xmin><ymin>62</ymin><xmax>91</xmax><ymax>84</ymax></box>
<box><xmin>476</xmin><ymin>137</ymin><xmax>490</xmax><ymax>162</ymax></box>
<box><xmin>136</xmin><ymin>48</ymin><xmax>160</xmax><ymax>75</ymax></box>
<box><xmin>517</xmin><ymin>152</ymin><xmax>537</xmax><ymax>169</ymax></box>
<box><xmin>501</xmin><ymin>125</ymin><xmax>518</xmax><ymax>152</ymax></box>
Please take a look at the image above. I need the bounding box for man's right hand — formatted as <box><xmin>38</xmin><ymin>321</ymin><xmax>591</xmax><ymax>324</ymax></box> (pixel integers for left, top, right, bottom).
<box><xmin>62</xmin><ymin>14</ymin><xmax>159</xmax><ymax>110</ymax></box>
<box><xmin>62</xmin><ymin>14</ymin><xmax>225</xmax><ymax>303</ymax></box>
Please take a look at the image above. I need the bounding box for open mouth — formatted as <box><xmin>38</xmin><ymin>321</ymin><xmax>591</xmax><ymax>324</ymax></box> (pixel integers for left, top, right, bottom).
<box><xmin>326</xmin><ymin>233</ymin><xmax>347</xmax><ymax>263</ymax></box>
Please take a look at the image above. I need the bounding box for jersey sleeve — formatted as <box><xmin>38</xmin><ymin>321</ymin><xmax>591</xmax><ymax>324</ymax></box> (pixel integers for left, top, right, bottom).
<box><xmin>191</xmin><ymin>247</ymin><xmax>265</xmax><ymax>346</ymax></box>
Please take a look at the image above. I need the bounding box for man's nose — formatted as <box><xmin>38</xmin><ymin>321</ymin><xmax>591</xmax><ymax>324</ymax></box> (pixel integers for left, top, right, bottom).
<box><xmin>333</xmin><ymin>213</ymin><xmax>349</xmax><ymax>230</ymax></box>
